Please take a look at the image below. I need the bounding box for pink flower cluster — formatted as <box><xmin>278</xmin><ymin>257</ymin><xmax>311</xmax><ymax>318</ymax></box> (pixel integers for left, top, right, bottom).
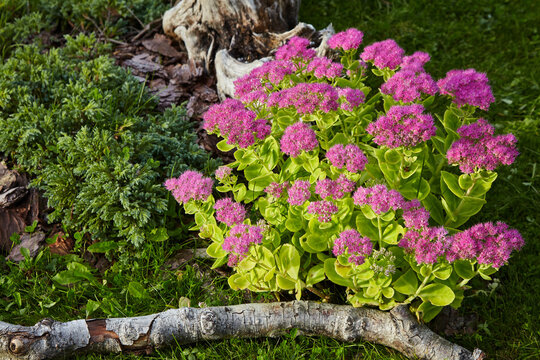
<box><xmin>360</xmin><ymin>39</ymin><xmax>404</xmax><ymax>70</ymax></box>
<box><xmin>402</xmin><ymin>199</ymin><xmax>430</xmax><ymax>230</ymax></box>
<box><xmin>264</xmin><ymin>182</ymin><xmax>289</xmax><ymax>198</ymax></box>
<box><xmin>203</xmin><ymin>99</ymin><xmax>271</xmax><ymax>148</ymax></box>
<box><xmin>222</xmin><ymin>225</ymin><xmax>264</xmax><ymax>267</ymax></box>
<box><xmin>214</xmin><ymin>198</ymin><xmax>246</xmax><ymax>227</ymax></box>
<box><xmin>164</xmin><ymin>171</ymin><xmax>213</xmax><ymax>204</ymax></box>
<box><xmin>366</xmin><ymin>104</ymin><xmax>436</xmax><ymax>148</ymax></box>
<box><xmin>400</xmin><ymin>51</ymin><xmax>431</xmax><ymax>72</ymax></box>
<box><xmin>234</xmin><ymin>60</ymin><xmax>296</xmax><ymax>103</ymax></box>
<box><xmin>287</xmin><ymin>180</ymin><xmax>311</xmax><ymax>206</ymax></box>
<box><xmin>215</xmin><ymin>166</ymin><xmax>232</xmax><ymax>180</ymax></box>
<box><xmin>307</xmin><ymin>200</ymin><xmax>339</xmax><ymax>222</ymax></box>
<box><xmin>305</xmin><ymin>57</ymin><xmax>343</xmax><ymax>79</ymax></box>
<box><xmin>275</xmin><ymin>36</ymin><xmax>316</xmax><ymax>61</ymax></box>
<box><xmin>399</xmin><ymin>227</ymin><xmax>448</xmax><ymax>264</ymax></box>
<box><xmin>267</xmin><ymin>83</ymin><xmax>339</xmax><ymax>114</ymax></box>
<box><xmin>437</xmin><ymin>69</ymin><xmax>495</xmax><ymax>110</ymax></box>
<box><xmin>337</xmin><ymin>87</ymin><xmax>365</xmax><ymax>111</ymax></box>
<box><xmin>280</xmin><ymin>122</ymin><xmax>319</xmax><ymax>157</ymax></box>
<box><xmin>332</xmin><ymin>229</ymin><xmax>373</xmax><ymax>265</ymax></box>
<box><xmin>353</xmin><ymin>184</ymin><xmax>404</xmax><ymax>214</ymax></box>
<box><xmin>447</xmin><ymin>118</ymin><xmax>519</xmax><ymax>173</ymax></box>
<box><xmin>326</xmin><ymin>143</ymin><xmax>368</xmax><ymax>173</ymax></box>
<box><xmin>447</xmin><ymin>222</ymin><xmax>524</xmax><ymax>269</ymax></box>
<box><xmin>315</xmin><ymin>175</ymin><xmax>356</xmax><ymax>200</ymax></box>
<box><xmin>328</xmin><ymin>28</ymin><xmax>364</xmax><ymax>51</ymax></box>
<box><xmin>381</xmin><ymin>52</ymin><xmax>437</xmax><ymax>103</ymax></box>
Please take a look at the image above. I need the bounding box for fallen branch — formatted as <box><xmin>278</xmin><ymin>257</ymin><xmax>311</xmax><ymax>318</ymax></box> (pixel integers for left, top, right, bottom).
<box><xmin>0</xmin><ymin>301</ymin><xmax>484</xmax><ymax>360</ymax></box>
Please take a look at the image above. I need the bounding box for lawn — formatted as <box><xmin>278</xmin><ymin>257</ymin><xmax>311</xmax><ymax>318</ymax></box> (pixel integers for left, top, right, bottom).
<box><xmin>1</xmin><ymin>0</ymin><xmax>539</xmax><ymax>359</ymax></box>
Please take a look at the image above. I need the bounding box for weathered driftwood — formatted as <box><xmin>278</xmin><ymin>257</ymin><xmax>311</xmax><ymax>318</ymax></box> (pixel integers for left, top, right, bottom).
<box><xmin>163</xmin><ymin>0</ymin><xmax>301</xmax><ymax>68</ymax></box>
<box><xmin>214</xmin><ymin>23</ymin><xmax>336</xmax><ymax>99</ymax></box>
<box><xmin>0</xmin><ymin>301</ymin><xmax>484</xmax><ymax>360</ymax></box>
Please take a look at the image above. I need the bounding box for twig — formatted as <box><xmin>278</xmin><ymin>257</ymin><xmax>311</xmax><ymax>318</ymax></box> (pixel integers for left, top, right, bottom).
<box><xmin>132</xmin><ymin>17</ymin><xmax>163</xmax><ymax>42</ymax></box>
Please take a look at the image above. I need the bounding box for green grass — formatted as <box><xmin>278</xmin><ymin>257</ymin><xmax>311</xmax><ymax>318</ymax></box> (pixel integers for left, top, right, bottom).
<box><xmin>1</xmin><ymin>1</ymin><xmax>539</xmax><ymax>359</ymax></box>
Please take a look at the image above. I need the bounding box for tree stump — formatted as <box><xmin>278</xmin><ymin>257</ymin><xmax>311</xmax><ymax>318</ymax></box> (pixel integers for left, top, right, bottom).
<box><xmin>162</xmin><ymin>0</ymin><xmax>335</xmax><ymax>98</ymax></box>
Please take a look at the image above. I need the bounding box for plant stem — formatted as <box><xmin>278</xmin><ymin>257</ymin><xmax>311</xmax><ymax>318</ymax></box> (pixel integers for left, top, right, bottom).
<box><xmin>403</xmin><ymin>265</ymin><xmax>437</xmax><ymax>304</ymax></box>
<box><xmin>444</xmin><ymin>175</ymin><xmax>479</xmax><ymax>226</ymax></box>
<box><xmin>377</xmin><ymin>216</ymin><xmax>383</xmax><ymax>249</ymax></box>
<box><xmin>306</xmin><ymin>287</ymin><xmax>330</xmax><ymax>301</ymax></box>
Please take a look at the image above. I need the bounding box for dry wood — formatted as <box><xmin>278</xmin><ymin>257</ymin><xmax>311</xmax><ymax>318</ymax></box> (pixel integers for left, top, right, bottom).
<box><xmin>163</xmin><ymin>0</ymin><xmax>301</xmax><ymax>69</ymax></box>
<box><xmin>0</xmin><ymin>301</ymin><xmax>484</xmax><ymax>360</ymax></box>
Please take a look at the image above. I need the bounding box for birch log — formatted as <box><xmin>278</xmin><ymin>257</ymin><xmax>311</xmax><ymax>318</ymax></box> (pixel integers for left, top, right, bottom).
<box><xmin>0</xmin><ymin>301</ymin><xmax>484</xmax><ymax>360</ymax></box>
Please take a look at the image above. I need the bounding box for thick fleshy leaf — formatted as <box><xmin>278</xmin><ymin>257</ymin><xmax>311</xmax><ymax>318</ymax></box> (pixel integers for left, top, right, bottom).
<box><xmin>324</xmin><ymin>258</ymin><xmax>354</xmax><ymax>287</ymax></box>
<box><xmin>433</xmin><ymin>263</ymin><xmax>453</xmax><ymax>280</ymax></box>
<box><xmin>417</xmin><ymin>301</ymin><xmax>443</xmax><ymax>322</ymax></box>
<box><xmin>306</xmin><ymin>264</ymin><xmax>325</xmax><ymax>287</ymax></box>
<box><xmin>418</xmin><ymin>283</ymin><xmax>455</xmax><ymax>306</ymax></box>
<box><xmin>393</xmin><ymin>269</ymin><xmax>418</xmax><ymax>295</ymax></box>
<box><xmin>216</xmin><ymin>139</ymin><xmax>235</xmax><ymax>152</ymax></box>
<box><xmin>276</xmin><ymin>274</ymin><xmax>296</xmax><ymax>290</ymax></box>
<box><xmin>454</xmin><ymin>260</ymin><xmax>475</xmax><ymax>279</ymax></box>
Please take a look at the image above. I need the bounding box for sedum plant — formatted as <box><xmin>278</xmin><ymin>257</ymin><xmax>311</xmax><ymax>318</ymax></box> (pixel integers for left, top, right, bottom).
<box><xmin>166</xmin><ymin>29</ymin><xmax>524</xmax><ymax>321</ymax></box>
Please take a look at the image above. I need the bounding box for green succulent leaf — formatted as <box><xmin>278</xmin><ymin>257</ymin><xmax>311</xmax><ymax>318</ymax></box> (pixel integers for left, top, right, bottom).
<box><xmin>418</xmin><ymin>283</ymin><xmax>455</xmax><ymax>306</ymax></box>
<box><xmin>393</xmin><ymin>269</ymin><xmax>419</xmax><ymax>295</ymax></box>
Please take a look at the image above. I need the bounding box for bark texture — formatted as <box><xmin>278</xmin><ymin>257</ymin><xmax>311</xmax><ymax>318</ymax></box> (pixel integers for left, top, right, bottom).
<box><xmin>0</xmin><ymin>301</ymin><xmax>484</xmax><ymax>360</ymax></box>
<box><xmin>162</xmin><ymin>0</ymin><xmax>337</xmax><ymax>98</ymax></box>
<box><xmin>163</xmin><ymin>0</ymin><xmax>301</xmax><ymax>67</ymax></box>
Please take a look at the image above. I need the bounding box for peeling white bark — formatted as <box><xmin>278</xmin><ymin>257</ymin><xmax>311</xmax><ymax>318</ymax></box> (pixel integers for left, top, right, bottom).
<box><xmin>0</xmin><ymin>301</ymin><xmax>484</xmax><ymax>360</ymax></box>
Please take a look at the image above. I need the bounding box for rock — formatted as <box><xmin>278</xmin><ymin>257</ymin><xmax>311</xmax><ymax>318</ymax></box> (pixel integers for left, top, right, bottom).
<box><xmin>6</xmin><ymin>231</ymin><xmax>46</xmax><ymax>262</ymax></box>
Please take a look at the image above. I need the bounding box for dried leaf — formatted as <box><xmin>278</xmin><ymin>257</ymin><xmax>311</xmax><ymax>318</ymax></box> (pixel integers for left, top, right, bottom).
<box><xmin>142</xmin><ymin>34</ymin><xmax>183</xmax><ymax>58</ymax></box>
<box><xmin>124</xmin><ymin>53</ymin><xmax>163</xmax><ymax>73</ymax></box>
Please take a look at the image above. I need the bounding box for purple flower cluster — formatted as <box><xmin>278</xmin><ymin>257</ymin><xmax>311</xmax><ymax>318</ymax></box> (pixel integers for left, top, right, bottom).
<box><xmin>399</xmin><ymin>227</ymin><xmax>449</xmax><ymax>264</ymax></box>
<box><xmin>214</xmin><ymin>198</ymin><xmax>246</xmax><ymax>227</ymax></box>
<box><xmin>275</xmin><ymin>36</ymin><xmax>316</xmax><ymax>61</ymax></box>
<box><xmin>280</xmin><ymin>122</ymin><xmax>319</xmax><ymax>157</ymax></box>
<box><xmin>267</xmin><ymin>83</ymin><xmax>339</xmax><ymax>114</ymax></box>
<box><xmin>447</xmin><ymin>118</ymin><xmax>519</xmax><ymax>173</ymax></box>
<box><xmin>328</xmin><ymin>28</ymin><xmax>364</xmax><ymax>51</ymax></box>
<box><xmin>447</xmin><ymin>222</ymin><xmax>524</xmax><ymax>269</ymax></box>
<box><xmin>307</xmin><ymin>200</ymin><xmax>339</xmax><ymax>222</ymax></box>
<box><xmin>381</xmin><ymin>52</ymin><xmax>437</xmax><ymax>103</ymax></box>
<box><xmin>304</xmin><ymin>56</ymin><xmax>343</xmax><ymax>79</ymax></box>
<box><xmin>264</xmin><ymin>182</ymin><xmax>289</xmax><ymax>198</ymax></box>
<box><xmin>353</xmin><ymin>184</ymin><xmax>404</xmax><ymax>214</ymax></box>
<box><xmin>203</xmin><ymin>99</ymin><xmax>271</xmax><ymax>148</ymax></box>
<box><xmin>360</xmin><ymin>39</ymin><xmax>404</xmax><ymax>70</ymax></box>
<box><xmin>287</xmin><ymin>180</ymin><xmax>311</xmax><ymax>206</ymax></box>
<box><xmin>337</xmin><ymin>87</ymin><xmax>365</xmax><ymax>111</ymax></box>
<box><xmin>234</xmin><ymin>60</ymin><xmax>296</xmax><ymax>103</ymax></box>
<box><xmin>326</xmin><ymin>143</ymin><xmax>368</xmax><ymax>173</ymax></box>
<box><xmin>164</xmin><ymin>171</ymin><xmax>213</xmax><ymax>204</ymax></box>
<box><xmin>315</xmin><ymin>175</ymin><xmax>356</xmax><ymax>200</ymax></box>
<box><xmin>366</xmin><ymin>104</ymin><xmax>436</xmax><ymax>148</ymax></box>
<box><xmin>402</xmin><ymin>199</ymin><xmax>430</xmax><ymax>230</ymax></box>
<box><xmin>222</xmin><ymin>225</ymin><xmax>264</xmax><ymax>267</ymax></box>
<box><xmin>332</xmin><ymin>229</ymin><xmax>373</xmax><ymax>265</ymax></box>
<box><xmin>437</xmin><ymin>69</ymin><xmax>495</xmax><ymax>110</ymax></box>
<box><xmin>215</xmin><ymin>166</ymin><xmax>232</xmax><ymax>180</ymax></box>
